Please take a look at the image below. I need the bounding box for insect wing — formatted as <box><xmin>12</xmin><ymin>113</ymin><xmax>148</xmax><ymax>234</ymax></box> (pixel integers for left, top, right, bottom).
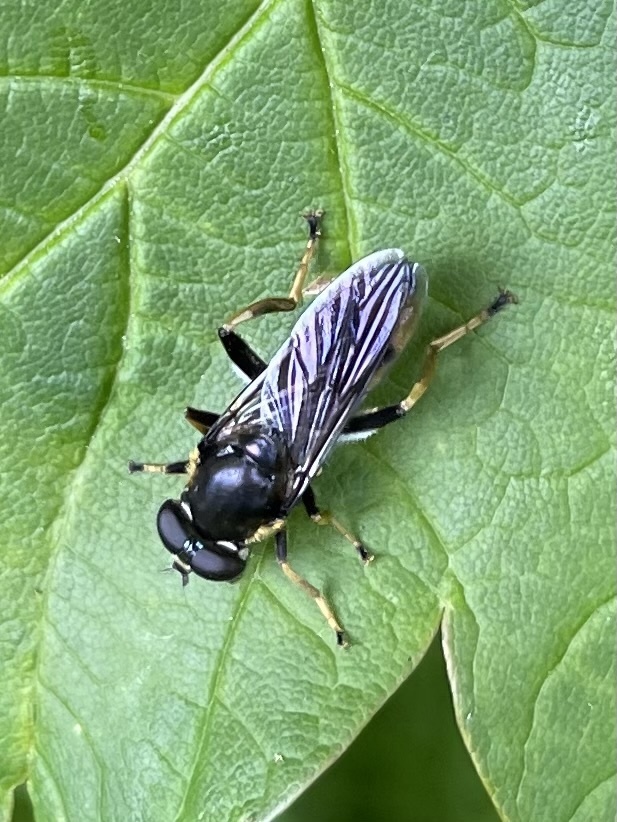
<box><xmin>261</xmin><ymin>249</ymin><xmax>421</xmax><ymax>506</ymax></box>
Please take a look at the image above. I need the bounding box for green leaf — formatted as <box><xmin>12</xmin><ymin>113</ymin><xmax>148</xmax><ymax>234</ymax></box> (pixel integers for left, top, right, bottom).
<box><xmin>280</xmin><ymin>632</ymin><xmax>502</xmax><ymax>822</ymax></box>
<box><xmin>1</xmin><ymin>1</ymin><xmax>614</xmax><ymax>821</ymax></box>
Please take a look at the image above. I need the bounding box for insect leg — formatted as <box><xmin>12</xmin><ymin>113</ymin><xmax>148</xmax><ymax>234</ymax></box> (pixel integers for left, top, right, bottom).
<box><xmin>128</xmin><ymin>460</ymin><xmax>188</xmax><ymax>475</ymax></box>
<box><xmin>184</xmin><ymin>407</ymin><xmax>220</xmax><ymax>435</ymax></box>
<box><xmin>275</xmin><ymin>529</ymin><xmax>347</xmax><ymax>647</ymax></box>
<box><xmin>302</xmin><ymin>488</ymin><xmax>373</xmax><ymax>564</ymax></box>
<box><xmin>343</xmin><ymin>406</ymin><xmax>402</xmax><ymax>434</ymax></box>
<box><xmin>217</xmin><ymin>327</ymin><xmax>267</xmax><ymax>379</ymax></box>
<box><xmin>186</xmin><ymin>330</ymin><xmax>266</xmax><ymax>436</ymax></box>
<box><xmin>345</xmin><ymin>289</ymin><xmax>518</xmax><ymax>432</ymax></box>
<box><xmin>224</xmin><ymin>210</ymin><xmax>324</xmax><ymax>329</ymax></box>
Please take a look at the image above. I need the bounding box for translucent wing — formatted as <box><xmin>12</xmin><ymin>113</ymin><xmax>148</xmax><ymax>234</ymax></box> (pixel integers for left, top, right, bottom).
<box><xmin>210</xmin><ymin>249</ymin><xmax>425</xmax><ymax>509</ymax></box>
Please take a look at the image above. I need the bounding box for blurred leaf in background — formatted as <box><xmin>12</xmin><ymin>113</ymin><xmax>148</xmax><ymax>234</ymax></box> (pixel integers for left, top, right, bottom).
<box><xmin>280</xmin><ymin>631</ymin><xmax>500</xmax><ymax>822</ymax></box>
<box><xmin>1</xmin><ymin>0</ymin><xmax>614</xmax><ymax>821</ymax></box>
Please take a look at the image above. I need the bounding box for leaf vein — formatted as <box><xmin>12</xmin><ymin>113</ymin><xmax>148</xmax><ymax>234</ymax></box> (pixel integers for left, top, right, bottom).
<box><xmin>0</xmin><ymin>73</ymin><xmax>177</xmax><ymax>103</ymax></box>
<box><xmin>171</xmin><ymin>556</ymin><xmax>265</xmax><ymax>822</ymax></box>
<box><xmin>339</xmin><ymin>83</ymin><xmax>533</xmax><ymax>224</ymax></box>
<box><xmin>566</xmin><ymin>772</ymin><xmax>617</xmax><ymax>822</ymax></box>
<box><xmin>514</xmin><ymin>595</ymin><xmax>617</xmax><ymax>811</ymax></box>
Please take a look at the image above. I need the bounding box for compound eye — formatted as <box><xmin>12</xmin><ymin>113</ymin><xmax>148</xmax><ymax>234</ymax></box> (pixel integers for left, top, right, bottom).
<box><xmin>157</xmin><ymin>499</ymin><xmax>190</xmax><ymax>556</ymax></box>
<box><xmin>191</xmin><ymin>545</ymin><xmax>246</xmax><ymax>583</ymax></box>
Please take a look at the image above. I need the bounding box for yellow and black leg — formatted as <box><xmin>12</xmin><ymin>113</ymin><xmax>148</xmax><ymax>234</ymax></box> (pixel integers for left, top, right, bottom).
<box><xmin>129</xmin><ymin>408</ymin><xmax>218</xmax><ymax>474</ymax></box>
<box><xmin>186</xmin><ymin>324</ymin><xmax>268</xmax><ymax>438</ymax></box>
<box><xmin>345</xmin><ymin>289</ymin><xmax>518</xmax><ymax>434</ymax></box>
<box><xmin>129</xmin><ymin>215</ymin><xmax>325</xmax><ymax>472</ymax></box>
<box><xmin>212</xmin><ymin>214</ymin><xmax>325</xmax><ymax>420</ymax></box>
<box><xmin>223</xmin><ymin>209</ymin><xmax>324</xmax><ymax>330</ymax></box>
<box><xmin>184</xmin><ymin>407</ymin><xmax>220</xmax><ymax>435</ymax></box>
<box><xmin>132</xmin><ymin>214</ymin><xmax>328</xmax><ymax>473</ymax></box>
<box><xmin>128</xmin><ymin>459</ymin><xmax>189</xmax><ymax>475</ymax></box>
<box><xmin>187</xmin><ymin>327</ymin><xmax>268</xmax><ymax>436</ymax></box>
<box><xmin>275</xmin><ymin>529</ymin><xmax>347</xmax><ymax>647</ymax></box>
<box><xmin>217</xmin><ymin>211</ymin><xmax>326</xmax><ymax>370</ymax></box>
<box><xmin>302</xmin><ymin>487</ymin><xmax>373</xmax><ymax>564</ymax></box>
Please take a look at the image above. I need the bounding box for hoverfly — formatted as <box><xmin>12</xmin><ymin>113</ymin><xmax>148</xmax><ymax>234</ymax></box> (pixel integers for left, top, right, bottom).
<box><xmin>129</xmin><ymin>211</ymin><xmax>516</xmax><ymax>645</ymax></box>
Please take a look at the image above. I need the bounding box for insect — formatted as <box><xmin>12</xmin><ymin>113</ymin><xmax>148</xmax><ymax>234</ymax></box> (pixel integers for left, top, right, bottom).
<box><xmin>129</xmin><ymin>211</ymin><xmax>516</xmax><ymax>646</ymax></box>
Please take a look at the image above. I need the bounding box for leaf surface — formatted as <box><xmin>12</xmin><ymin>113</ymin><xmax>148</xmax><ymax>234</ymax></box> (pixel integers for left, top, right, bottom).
<box><xmin>0</xmin><ymin>1</ymin><xmax>614</xmax><ymax>821</ymax></box>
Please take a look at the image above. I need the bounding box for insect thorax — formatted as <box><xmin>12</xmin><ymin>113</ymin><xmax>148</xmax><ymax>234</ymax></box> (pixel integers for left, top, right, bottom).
<box><xmin>183</xmin><ymin>426</ymin><xmax>291</xmax><ymax>542</ymax></box>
